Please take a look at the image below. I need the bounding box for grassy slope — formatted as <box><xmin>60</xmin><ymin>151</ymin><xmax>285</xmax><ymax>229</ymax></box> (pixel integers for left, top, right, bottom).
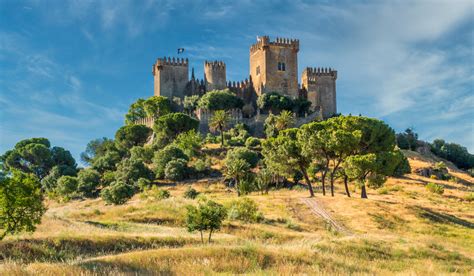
<box><xmin>1</xmin><ymin>150</ymin><xmax>473</xmax><ymax>275</ymax></box>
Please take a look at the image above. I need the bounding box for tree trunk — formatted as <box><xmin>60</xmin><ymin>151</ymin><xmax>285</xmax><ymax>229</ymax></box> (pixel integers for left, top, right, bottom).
<box><xmin>321</xmin><ymin>171</ymin><xmax>327</xmax><ymax>196</ymax></box>
<box><xmin>200</xmin><ymin>230</ymin><xmax>204</xmax><ymax>243</ymax></box>
<box><xmin>330</xmin><ymin>174</ymin><xmax>335</xmax><ymax>197</ymax></box>
<box><xmin>361</xmin><ymin>184</ymin><xmax>368</xmax><ymax>199</ymax></box>
<box><xmin>208</xmin><ymin>229</ymin><xmax>213</xmax><ymax>243</ymax></box>
<box><xmin>220</xmin><ymin>126</ymin><xmax>224</xmax><ymax>148</ymax></box>
<box><xmin>300</xmin><ymin>165</ymin><xmax>314</xmax><ymax>197</ymax></box>
<box><xmin>344</xmin><ymin>175</ymin><xmax>351</xmax><ymax>197</ymax></box>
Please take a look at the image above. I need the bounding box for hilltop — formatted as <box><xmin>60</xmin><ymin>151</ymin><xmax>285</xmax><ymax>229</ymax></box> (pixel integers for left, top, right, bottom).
<box><xmin>1</xmin><ymin>150</ymin><xmax>473</xmax><ymax>275</ymax></box>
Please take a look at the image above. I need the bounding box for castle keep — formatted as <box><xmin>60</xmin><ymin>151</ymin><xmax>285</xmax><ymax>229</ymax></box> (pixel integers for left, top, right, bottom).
<box><xmin>152</xmin><ymin>36</ymin><xmax>337</xmax><ymax>118</ymax></box>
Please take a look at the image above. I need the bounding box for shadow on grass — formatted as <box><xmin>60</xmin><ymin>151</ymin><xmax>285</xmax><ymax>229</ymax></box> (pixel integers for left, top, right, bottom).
<box><xmin>411</xmin><ymin>206</ymin><xmax>474</xmax><ymax>229</ymax></box>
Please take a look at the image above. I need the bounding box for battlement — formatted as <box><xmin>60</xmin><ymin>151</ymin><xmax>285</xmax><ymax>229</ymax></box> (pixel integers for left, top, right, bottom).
<box><xmin>227</xmin><ymin>78</ymin><xmax>251</xmax><ymax>89</ymax></box>
<box><xmin>250</xmin><ymin>36</ymin><xmax>299</xmax><ymax>54</ymax></box>
<box><xmin>153</xmin><ymin>57</ymin><xmax>188</xmax><ymax>75</ymax></box>
<box><xmin>303</xmin><ymin>67</ymin><xmax>337</xmax><ymax>79</ymax></box>
<box><xmin>204</xmin><ymin>60</ymin><xmax>226</xmax><ymax>69</ymax></box>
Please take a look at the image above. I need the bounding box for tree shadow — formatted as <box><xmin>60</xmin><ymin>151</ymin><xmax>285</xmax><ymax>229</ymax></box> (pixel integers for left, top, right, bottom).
<box><xmin>411</xmin><ymin>206</ymin><xmax>474</xmax><ymax>229</ymax></box>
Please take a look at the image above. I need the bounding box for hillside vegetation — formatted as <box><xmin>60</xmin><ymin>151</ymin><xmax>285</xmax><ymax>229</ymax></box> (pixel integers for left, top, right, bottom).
<box><xmin>1</xmin><ymin>151</ymin><xmax>473</xmax><ymax>275</ymax></box>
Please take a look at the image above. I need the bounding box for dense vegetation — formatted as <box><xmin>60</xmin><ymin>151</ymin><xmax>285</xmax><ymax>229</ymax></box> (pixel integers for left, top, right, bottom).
<box><xmin>0</xmin><ymin>90</ymin><xmax>472</xmax><ymax>247</ymax></box>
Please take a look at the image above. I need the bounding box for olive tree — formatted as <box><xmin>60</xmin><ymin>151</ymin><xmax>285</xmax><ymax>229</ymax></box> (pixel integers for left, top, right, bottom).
<box><xmin>186</xmin><ymin>199</ymin><xmax>227</xmax><ymax>243</ymax></box>
<box><xmin>0</xmin><ymin>171</ymin><xmax>46</xmax><ymax>240</ymax></box>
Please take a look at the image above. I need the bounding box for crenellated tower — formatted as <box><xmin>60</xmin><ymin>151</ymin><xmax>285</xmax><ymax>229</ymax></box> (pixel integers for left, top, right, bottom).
<box><xmin>249</xmin><ymin>36</ymin><xmax>299</xmax><ymax>98</ymax></box>
<box><xmin>204</xmin><ymin>61</ymin><xmax>226</xmax><ymax>91</ymax></box>
<box><xmin>152</xmin><ymin>57</ymin><xmax>189</xmax><ymax>99</ymax></box>
<box><xmin>301</xmin><ymin>67</ymin><xmax>337</xmax><ymax>119</ymax></box>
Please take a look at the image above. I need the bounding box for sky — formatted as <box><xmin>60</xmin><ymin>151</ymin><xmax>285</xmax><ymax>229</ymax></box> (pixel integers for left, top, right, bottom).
<box><xmin>1</xmin><ymin>0</ymin><xmax>473</xmax><ymax>165</ymax></box>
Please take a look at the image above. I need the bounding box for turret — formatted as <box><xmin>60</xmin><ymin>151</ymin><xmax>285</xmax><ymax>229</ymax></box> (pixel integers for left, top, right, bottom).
<box><xmin>301</xmin><ymin>67</ymin><xmax>337</xmax><ymax>118</ymax></box>
<box><xmin>204</xmin><ymin>61</ymin><xmax>226</xmax><ymax>91</ymax></box>
<box><xmin>152</xmin><ymin>57</ymin><xmax>189</xmax><ymax>99</ymax></box>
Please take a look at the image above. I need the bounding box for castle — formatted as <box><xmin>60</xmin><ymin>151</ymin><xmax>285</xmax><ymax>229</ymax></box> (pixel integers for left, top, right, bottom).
<box><xmin>152</xmin><ymin>36</ymin><xmax>337</xmax><ymax>119</ymax></box>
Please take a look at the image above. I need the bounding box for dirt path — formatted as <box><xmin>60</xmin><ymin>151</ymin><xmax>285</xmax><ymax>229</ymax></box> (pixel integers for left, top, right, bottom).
<box><xmin>300</xmin><ymin>197</ymin><xmax>353</xmax><ymax>236</ymax></box>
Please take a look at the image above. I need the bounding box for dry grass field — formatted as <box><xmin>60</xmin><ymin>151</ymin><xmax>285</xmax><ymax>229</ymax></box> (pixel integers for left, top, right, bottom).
<box><xmin>1</xmin><ymin>150</ymin><xmax>473</xmax><ymax>275</ymax></box>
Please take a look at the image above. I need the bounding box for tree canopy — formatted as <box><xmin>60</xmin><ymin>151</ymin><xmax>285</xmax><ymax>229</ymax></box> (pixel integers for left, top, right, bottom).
<box><xmin>153</xmin><ymin>113</ymin><xmax>199</xmax><ymax>143</ymax></box>
<box><xmin>198</xmin><ymin>89</ymin><xmax>244</xmax><ymax>111</ymax></box>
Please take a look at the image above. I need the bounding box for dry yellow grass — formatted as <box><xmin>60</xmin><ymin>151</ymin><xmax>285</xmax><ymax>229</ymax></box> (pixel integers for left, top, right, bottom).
<box><xmin>1</xmin><ymin>152</ymin><xmax>473</xmax><ymax>275</ymax></box>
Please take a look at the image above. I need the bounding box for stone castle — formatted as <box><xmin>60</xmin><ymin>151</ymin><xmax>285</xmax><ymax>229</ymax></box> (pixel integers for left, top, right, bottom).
<box><xmin>152</xmin><ymin>36</ymin><xmax>337</xmax><ymax>119</ymax></box>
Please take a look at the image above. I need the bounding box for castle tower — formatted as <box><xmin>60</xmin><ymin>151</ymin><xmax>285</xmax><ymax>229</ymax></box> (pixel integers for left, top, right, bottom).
<box><xmin>249</xmin><ymin>36</ymin><xmax>299</xmax><ymax>98</ymax></box>
<box><xmin>204</xmin><ymin>61</ymin><xmax>226</xmax><ymax>91</ymax></box>
<box><xmin>301</xmin><ymin>67</ymin><xmax>337</xmax><ymax>119</ymax></box>
<box><xmin>152</xmin><ymin>57</ymin><xmax>189</xmax><ymax>99</ymax></box>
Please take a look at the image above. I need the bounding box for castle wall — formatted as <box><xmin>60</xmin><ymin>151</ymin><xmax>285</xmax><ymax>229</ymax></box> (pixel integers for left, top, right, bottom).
<box><xmin>204</xmin><ymin>61</ymin><xmax>226</xmax><ymax>91</ymax></box>
<box><xmin>250</xmin><ymin>36</ymin><xmax>299</xmax><ymax>98</ymax></box>
<box><xmin>153</xmin><ymin>57</ymin><xmax>189</xmax><ymax>99</ymax></box>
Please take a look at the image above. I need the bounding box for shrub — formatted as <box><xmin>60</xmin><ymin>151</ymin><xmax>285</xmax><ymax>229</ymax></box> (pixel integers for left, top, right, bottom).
<box><xmin>164</xmin><ymin>158</ymin><xmax>188</xmax><ymax>181</ymax></box>
<box><xmin>245</xmin><ymin>137</ymin><xmax>261</xmax><ymax>149</ymax></box>
<box><xmin>184</xmin><ymin>187</ymin><xmax>199</xmax><ymax>199</ymax></box>
<box><xmin>225</xmin><ymin>147</ymin><xmax>259</xmax><ymax>168</ymax></box>
<box><xmin>153</xmin><ymin>145</ymin><xmax>188</xmax><ymax>179</ymax></box>
<box><xmin>426</xmin><ymin>182</ymin><xmax>444</xmax><ymax>195</ymax></box>
<box><xmin>77</xmin><ymin>168</ymin><xmax>101</xmax><ymax>197</ymax></box>
<box><xmin>101</xmin><ymin>181</ymin><xmax>136</xmax><ymax>205</ymax></box>
<box><xmin>193</xmin><ymin>159</ymin><xmax>210</xmax><ymax>173</ymax></box>
<box><xmin>173</xmin><ymin>130</ymin><xmax>202</xmax><ymax>158</ymax></box>
<box><xmin>136</xmin><ymin>177</ymin><xmax>152</xmax><ymax>191</ymax></box>
<box><xmin>101</xmin><ymin>171</ymin><xmax>116</xmax><ymax>186</ymax></box>
<box><xmin>391</xmin><ymin>151</ymin><xmax>411</xmax><ymax>177</ymax></box>
<box><xmin>237</xmin><ymin>173</ymin><xmax>257</xmax><ymax>196</ymax></box>
<box><xmin>430</xmin><ymin>175</ymin><xmax>438</xmax><ymax>180</ymax></box>
<box><xmin>114</xmin><ymin>124</ymin><xmax>152</xmax><ymax>150</ymax></box>
<box><xmin>130</xmin><ymin>146</ymin><xmax>154</xmax><ymax>164</ymax></box>
<box><xmin>155</xmin><ymin>188</ymin><xmax>170</xmax><ymax>200</ymax></box>
<box><xmin>115</xmin><ymin>157</ymin><xmax>154</xmax><ymax>185</ymax></box>
<box><xmin>55</xmin><ymin>175</ymin><xmax>78</xmax><ymax>199</ymax></box>
<box><xmin>41</xmin><ymin>165</ymin><xmax>77</xmax><ymax>192</ymax></box>
<box><xmin>227</xmin><ymin>197</ymin><xmax>263</xmax><ymax>223</ymax></box>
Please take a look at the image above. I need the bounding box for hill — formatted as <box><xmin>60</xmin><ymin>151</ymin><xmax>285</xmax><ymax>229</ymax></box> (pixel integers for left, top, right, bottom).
<box><xmin>1</xmin><ymin>151</ymin><xmax>473</xmax><ymax>275</ymax></box>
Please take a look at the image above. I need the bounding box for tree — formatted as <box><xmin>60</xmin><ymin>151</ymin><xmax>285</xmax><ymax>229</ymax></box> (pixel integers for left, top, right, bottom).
<box><xmin>153</xmin><ymin>145</ymin><xmax>189</xmax><ymax>179</ymax></box>
<box><xmin>0</xmin><ymin>171</ymin><xmax>46</xmax><ymax>240</ymax></box>
<box><xmin>209</xmin><ymin>110</ymin><xmax>230</xmax><ymax>147</ymax></box>
<box><xmin>114</xmin><ymin>157</ymin><xmax>154</xmax><ymax>185</ymax></box>
<box><xmin>257</xmin><ymin>92</ymin><xmax>294</xmax><ymax>113</ymax></box>
<box><xmin>115</xmin><ymin>124</ymin><xmax>152</xmax><ymax>151</ymax></box>
<box><xmin>77</xmin><ymin>169</ymin><xmax>101</xmax><ymax>197</ymax></box>
<box><xmin>396</xmin><ymin>128</ymin><xmax>418</xmax><ymax>150</ymax></box>
<box><xmin>143</xmin><ymin>96</ymin><xmax>171</xmax><ymax>119</ymax></box>
<box><xmin>125</xmin><ymin>98</ymin><xmax>147</xmax><ymax>125</ymax></box>
<box><xmin>41</xmin><ymin>165</ymin><xmax>77</xmax><ymax>192</ymax></box>
<box><xmin>430</xmin><ymin>139</ymin><xmax>474</xmax><ymax>170</ymax></box>
<box><xmin>55</xmin><ymin>175</ymin><xmax>79</xmax><ymax>200</ymax></box>
<box><xmin>225</xmin><ymin>147</ymin><xmax>259</xmax><ymax>168</ymax></box>
<box><xmin>224</xmin><ymin>158</ymin><xmax>252</xmax><ymax>196</ymax></box>
<box><xmin>80</xmin><ymin>137</ymin><xmax>115</xmax><ymax>165</ymax></box>
<box><xmin>292</xmin><ymin>98</ymin><xmax>312</xmax><ymax>116</ymax></box>
<box><xmin>275</xmin><ymin>110</ymin><xmax>296</xmax><ymax>131</ymax></box>
<box><xmin>2</xmin><ymin>138</ymin><xmax>76</xmax><ymax>180</ymax></box>
<box><xmin>198</xmin><ymin>89</ymin><xmax>244</xmax><ymax>111</ymax></box>
<box><xmin>101</xmin><ymin>181</ymin><xmax>136</xmax><ymax>205</ymax></box>
<box><xmin>153</xmin><ymin>113</ymin><xmax>199</xmax><ymax>143</ymax></box>
<box><xmin>164</xmin><ymin>159</ymin><xmax>188</xmax><ymax>181</ymax></box>
<box><xmin>92</xmin><ymin>151</ymin><xmax>121</xmax><ymax>173</ymax></box>
<box><xmin>183</xmin><ymin>95</ymin><xmax>200</xmax><ymax>113</ymax></box>
<box><xmin>262</xmin><ymin>128</ymin><xmax>315</xmax><ymax>197</ymax></box>
<box><xmin>186</xmin><ymin>199</ymin><xmax>227</xmax><ymax>243</ymax></box>
<box><xmin>344</xmin><ymin>152</ymin><xmax>400</xmax><ymax>198</ymax></box>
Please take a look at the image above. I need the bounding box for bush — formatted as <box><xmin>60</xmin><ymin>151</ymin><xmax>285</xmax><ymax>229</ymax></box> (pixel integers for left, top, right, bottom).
<box><xmin>193</xmin><ymin>159</ymin><xmax>210</xmax><ymax>173</ymax></box>
<box><xmin>55</xmin><ymin>175</ymin><xmax>78</xmax><ymax>199</ymax></box>
<box><xmin>391</xmin><ymin>150</ymin><xmax>411</xmax><ymax>177</ymax></box>
<box><xmin>153</xmin><ymin>145</ymin><xmax>188</xmax><ymax>179</ymax></box>
<box><xmin>115</xmin><ymin>124</ymin><xmax>152</xmax><ymax>150</ymax></box>
<box><xmin>426</xmin><ymin>182</ymin><xmax>444</xmax><ymax>195</ymax></box>
<box><xmin>155</xmin><ymin>188</ymin><xmax>170</xmax><ymax>200</ymax></box>
<box><xmin>164</xmin><ymin>158</ymin><xmax>188</xmax><ymax>181</ymax></box>
<box><xmin>130</xmin><ymin>146</ymin><xmax>154</xmax><ymax>164</ymax></box>
<box><xmin>114</xmin><ymin>157</ymin><xmax>154</xmax><ymax>185</ymax></box>
<box><xmin>227</xmin><ymin>197</ymin><xmax>263</xmax><ymax>223</ymax></box>
<box><xmin>41</xmin><ymin>165</ymin><xmax>77</xmax><ymax>192</ymax></box>
<box><xmin>245</xmin><ymin>137</ymin><xmax>261</xmax><ymax>149</ymax></box>
<box><xmin>136</xmin><ymin>177</ymin><xmax>152</xmax><ymax>191</ymax></box>
<box><xmin>101</xmin><ymin>181</ymin><xmax>136</xmax><ymax>205</ymax></box>
<box><xmin>184</xmin><ymin>186</ymin><xmax>199</xmax><ymax>199</ymax></box>
<box><xmin>225</xmin><ymin>147</ymin><xmax>259</xmax><ymax>168</ymax></box>
<box><xmin>465</xmin><ymin>193</ymin><xmax>474</xmax><ymax>202</ymax></box>
<box><xmin>237</xmin><ymin>173</ymin><xmax>257</xmax><ymax>196</ymax></box>
<box><xmin>77</xmin><ymin>168</ymin><xmax>101</xmax><ymax>197</ymax></box>
<box><xmin>173</xmin><ymin>130</ymin><xmax>202</xmax><ymax>158</ymax></box>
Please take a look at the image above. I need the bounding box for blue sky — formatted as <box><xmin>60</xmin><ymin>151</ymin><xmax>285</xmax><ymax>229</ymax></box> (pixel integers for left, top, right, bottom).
<box><xmin>1</xmin><ymin>0</ymin><xmax>473</xmax><ymax>164</ymax></box>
